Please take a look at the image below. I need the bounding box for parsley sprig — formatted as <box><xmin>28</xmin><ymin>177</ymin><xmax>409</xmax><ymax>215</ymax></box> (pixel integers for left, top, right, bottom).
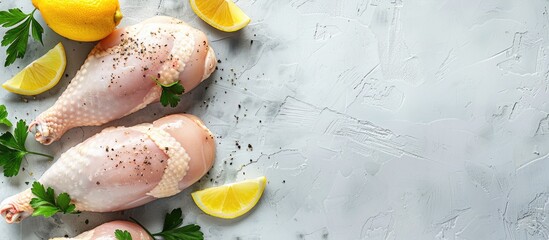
<box><xmin>0</xmin><ymin>8</ymin><xmax>44</xmax><ymax>66</ymax></box>
<box><xmin>0</xmin><ymin>120</ymin><xmax>53</xmax><ymax>177</ymax></box>
<box><xmin>29</xmin><ymin>182</ymin><xmax>78</xmax><ymax>218</ymax></box>
<box><xmin>156</xmin><ymin>80</ymin><xmax>185</xmax><ymax>108</ymax></box>
<box><xmin>0</xmin><ymin>105</ymin><xmax>12</xmax><ymax>127</ymax></box>
<box><xmin>119</xmin><ymin>208</ymin><xmax>203</xmax><ymax>240</ymax></box>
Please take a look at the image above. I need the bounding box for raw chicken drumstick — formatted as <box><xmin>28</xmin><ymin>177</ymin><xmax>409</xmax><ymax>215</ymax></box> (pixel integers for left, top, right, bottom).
<box><xmin>30</xmin><ymin>16</ymin><xmax>217</xmax><ymax>145</ymax></box>
<box><xmin>50</xmin><ymin>221</ymin><xmax>152</xmax><ymax>240</ymax></box>
<box><xmin>1</xmin><ymin>114</ymin><xmax>215</xmax><ymax>223</ymax></box>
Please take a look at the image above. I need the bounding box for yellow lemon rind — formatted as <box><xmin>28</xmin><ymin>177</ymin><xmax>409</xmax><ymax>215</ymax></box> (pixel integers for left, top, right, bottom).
<box><xmin>33</xmin><ymin>0</ymin><xmax>122</xmax><ymax>42</ymax></box>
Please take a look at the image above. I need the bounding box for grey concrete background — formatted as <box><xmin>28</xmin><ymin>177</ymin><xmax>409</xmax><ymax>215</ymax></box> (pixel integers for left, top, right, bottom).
<box><xmin>1</xmin><ymin>0</ymin><xmax>549</xmax><ymax>239</ymax></box>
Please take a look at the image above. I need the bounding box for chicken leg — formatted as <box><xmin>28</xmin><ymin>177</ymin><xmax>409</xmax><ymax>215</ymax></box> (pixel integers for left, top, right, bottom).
<box><xmin>1</xmin><ymin>114</ymin><xmax>215</xmax><ymax>223</ymax></box>
<box><xmin>31</xmin><ymin>16</ymin><xmax>217</xmax><ymax>145</ymax></box>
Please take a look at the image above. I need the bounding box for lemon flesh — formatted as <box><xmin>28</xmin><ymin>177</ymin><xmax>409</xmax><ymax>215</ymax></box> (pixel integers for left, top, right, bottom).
<box><xmin>190</xmin><ymin>0</ymin><xmax>251</xmax><ymax>32</ymax></box>
<box><xmin>32</xmin><ymin>0</ymin><xmax>122</xmax><ymax>42</ymax></box>
<box><xmin>192</xmin><ymin>176</ymin><xmax>267</xmax><ymax>219</ymax></box>
<box><xmin>3</xmin><ymin>43</ymin><xmax>66</xmax><ymax>96</ymax></box>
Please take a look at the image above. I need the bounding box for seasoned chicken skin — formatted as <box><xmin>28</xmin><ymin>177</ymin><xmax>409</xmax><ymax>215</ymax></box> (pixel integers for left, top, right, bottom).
<box><xmin>1</xmin><ymin>114</ymin><xmax>215</xmax><ymax>223</ymax></box>
<box><xmin>31</xmin><ymin>16</ymin><xmax>217</xmax><ymax>145</ymax></box>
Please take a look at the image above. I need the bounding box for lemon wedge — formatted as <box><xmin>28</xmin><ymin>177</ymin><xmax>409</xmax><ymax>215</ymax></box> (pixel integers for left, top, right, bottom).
<box><xmin>192</xmin><ymin>176</ymin><xmax>267</xmax><ymax>219</ymax></box>
<box><xmin>190</xmin><ymin>0</ymin><xmax>251</xmax><ymax>32</ymax></box>
<box><xmin>3</xmin><ymin>43</ymin><xmax>66</xmax><ymax>96</ymax></box>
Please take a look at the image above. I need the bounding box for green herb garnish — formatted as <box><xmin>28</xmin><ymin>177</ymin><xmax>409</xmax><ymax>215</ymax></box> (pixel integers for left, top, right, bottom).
<box><xmin>115</xmin><ymin>229</ymin><xmax>133</xmax><ymax>240</ymax></box>
<box><xmin>156</xmin><ymin>80</ymin><xmax>185</xmax><ymax>108</ymax></box>
<box><xmin>128</xmin><ymin>208</ymin><xmax>204</xmax><ymax>240</ymax></box>
<box><xmin>0</xmin><ymin>120</ymin><xmax>53</xmax><ymax>177</ymax></box>
<box><xmin>0</xmin><ymin>105</ymin><xmax>13</xmax><ymax>127</ymax></box>
<box><xmin>29</xmin><ymin>182</ymin><xmax>78</xmax><ymax>218</ymax></box>
<box><xmin>154</xmin><ymin>208</ymin><xmax>203</xmax><ymax>240</ymax></box>
<box><xmin>0</xmin><ymin>8</ymin><xmax>44</xmax><ymax>66</ymax></box>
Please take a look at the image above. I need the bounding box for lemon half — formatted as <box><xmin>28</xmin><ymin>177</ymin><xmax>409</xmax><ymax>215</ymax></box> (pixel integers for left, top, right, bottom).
<box><xmin>192</xmin><ymin>176</ymin><xmax>267</xmax><ymax>219</ymax></box>
<box><xmin>190</xmin><ymin>0</ymin><xmax>251</xmax><ymax>32</ymax></box>
<box><xmin>3</xmin><ymin>43</ymin><xmax>66</xmax><ymax>96</ymax></box>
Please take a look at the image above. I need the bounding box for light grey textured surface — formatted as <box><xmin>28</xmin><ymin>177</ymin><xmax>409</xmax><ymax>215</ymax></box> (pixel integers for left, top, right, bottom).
<box><xmin>0</xmin><ymin>0</ymin><xmax>548</xmax><ymax>239</ymax></box>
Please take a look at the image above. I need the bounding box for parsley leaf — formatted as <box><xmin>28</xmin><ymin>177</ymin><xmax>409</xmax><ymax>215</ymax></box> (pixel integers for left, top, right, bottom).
<box><xmin>0</xmin><ymin>8</ymin><xmax>44</xmax><ymax>66</ymax></box>
<box><xmin>0</xmin><ymin>150</ymin><xmax>25</xmax><ymax>177</ymax></box>
<box><xmin>162</xmin><ymin>208</ymin><xmax>183</xmax><ymax>232</ymax></box>
<box><xmin>130</xmin><ymin>208</ymin><xmax>204</xmax><ymax>240</ymax></box>
<box><xmin>0</xmin><ymin>105</ymin><xmax>12</xmax><ymax>127</ymax></box>
<box><xmin>30</xmin><ymin>182</ymin><xmax>78</xmax><ymax>218</ymax></box>
<box><xmin>153</xmin><ymin>208</ymin><xmax>203</xmax><ymax>240</ymax></box>
<box><xmin>154</xmin><ymin>224</ymin><xmax>203</xmax><ymax>240</ymax></box>
<box><xmin>115</xmin><ymin>229</ymin><xmax>133</xmax><ymax>240</ymax></box>
<box><xmin>0</xmin><ymin>120</ymin><xmax>53</xmax><ymax>177</ymax></box>
<box><xmin>0</xmin><ymin>9</ymin><xmax>27</xmax><ymax>27</ymax></box>
<box><xmin>30</xmin><ymin>17</ymin><xmax>43</xmax><ymax>44</ymax></box>
<box><xmin>57</xmin><ymin>193</ymin><xmax>76</xmax><ymax>213</ymax></box>
<box><xmin>157</xmin><ymin>80</ymin><xmax>185</xmax><ymax>108</ymax></box>
<box><xmin>14</xmin><ymin>119</ymin><xmax>28</xmax><ymax>148</ymax></box>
